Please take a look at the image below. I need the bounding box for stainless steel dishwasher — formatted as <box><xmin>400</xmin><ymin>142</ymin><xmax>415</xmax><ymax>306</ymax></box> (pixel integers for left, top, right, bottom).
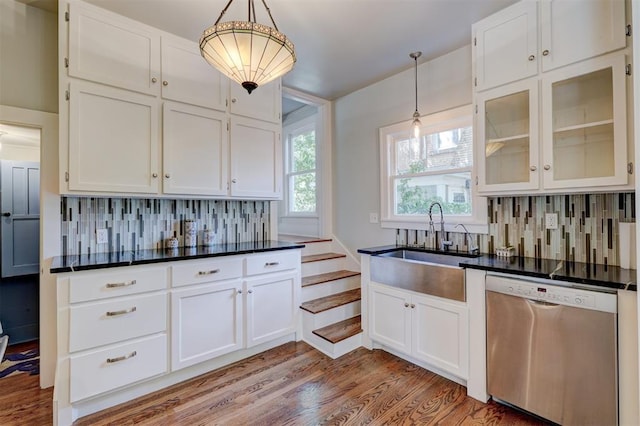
<box><xmin>486</xmin><ymin>273</ymin><xmax>618</xmax><ymax>425</ymax></box>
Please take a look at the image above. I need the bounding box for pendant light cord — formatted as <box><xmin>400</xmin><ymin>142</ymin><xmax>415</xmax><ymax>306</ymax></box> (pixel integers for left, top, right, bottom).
<box><xmin>414</xmin><ymin>55</ymin><xmax>418</xmax><ymax>114</ymax></box>
<box><xmin>213</xmin><ymin>0</ymin><xmax>280</xmax><ymax>29</ymax></box>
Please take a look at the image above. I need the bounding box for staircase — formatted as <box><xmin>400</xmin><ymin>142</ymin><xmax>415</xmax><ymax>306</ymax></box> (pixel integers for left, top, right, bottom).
<box><xmin>281</xmin><ymin>236</ymin><xmax>362</xmax><ymax>358</ymax></box>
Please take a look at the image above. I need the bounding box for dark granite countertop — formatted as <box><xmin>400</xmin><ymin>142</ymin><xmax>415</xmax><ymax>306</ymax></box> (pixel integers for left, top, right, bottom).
<box><xmin>358</xmin><ymin>245</ymin><xmax>636</xmax><ymax>291</ymax></box>
<box><xmin>51</xmin><ymin>240</ymin><xmax>305</xmax><ymax>273</ymax></box>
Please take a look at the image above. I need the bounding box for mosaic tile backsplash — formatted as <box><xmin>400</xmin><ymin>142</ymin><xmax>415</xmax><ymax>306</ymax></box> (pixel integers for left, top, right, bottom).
<box><xmin>61</xmin><ymin>197</ymin><xmax>271</xmax><ymax>256</ymax></box>
<box><xmin>396</xmin><ymin>193</ymin><xmax>635</xmax><ymax>266</ymax></box>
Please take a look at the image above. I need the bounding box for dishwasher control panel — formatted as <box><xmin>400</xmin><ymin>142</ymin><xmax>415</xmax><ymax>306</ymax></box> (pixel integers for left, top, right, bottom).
<box><xmin>486</xmin><ymin>274</ymin><xmax>617</xmax><ymax>313</ymax></box>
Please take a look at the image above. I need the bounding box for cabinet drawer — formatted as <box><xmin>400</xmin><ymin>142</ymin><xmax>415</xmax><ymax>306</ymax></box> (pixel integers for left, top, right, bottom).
<box><xmin>69</xmin><ymin>267</ymin><xmax>167</xmax><ymax>303</ymax></box>
<box><xmin>69</xmin><ymin>293</ymin><xmax>167</xmax><ymax>352</ymax></box>
<box><xmin>245</xmin><ymin>251</ymin><xmax>299</xmax><ymax>276</ymax></box>
<box><xmin>70</xmin><ymin>333</ymin><xmax>167</xmax><ymax>403</ymax></box>
<box><xmin>171</xmin><ymin>257</ymin><xmax>243</xmax><ymax>287</ymax></box>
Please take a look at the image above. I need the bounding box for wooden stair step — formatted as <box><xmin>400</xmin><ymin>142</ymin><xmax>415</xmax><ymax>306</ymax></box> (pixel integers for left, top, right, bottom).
<box><xmin>312</xmin><ymin>316</ymin><xmax>362</xmax><ymax>344</ymax></box>
<box><xmin>302</xmin><ymin>252</ymin><xmax>346</xmax><ymax>263</ymax></box>
<box><xmin>279</xmin><ymin>234</ymin><xmax>333</xmax><ymax>244</ymax></box>
<box><xmin>302</xmin><ymin>270</ymin><xmax>361</xmax><ymax>288</ymax></box>
<box><xmin>300</xmin><ymin>288</ymin><xmax>361</xmax><ymax>314</ymax></box>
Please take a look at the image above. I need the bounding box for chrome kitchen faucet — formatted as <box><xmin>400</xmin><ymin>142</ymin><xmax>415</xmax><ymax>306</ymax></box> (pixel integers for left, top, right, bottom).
<box><xmin>428</xmin><ymin>202</ymin><xmax>452</xmax><ymax>251</ymax></box>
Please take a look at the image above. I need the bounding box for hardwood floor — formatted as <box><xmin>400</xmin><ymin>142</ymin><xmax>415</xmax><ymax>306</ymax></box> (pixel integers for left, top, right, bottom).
<box><xmin>70</xmin><ymin>342</ymin><xmax>546</xmax><ymax>426</ymax></box>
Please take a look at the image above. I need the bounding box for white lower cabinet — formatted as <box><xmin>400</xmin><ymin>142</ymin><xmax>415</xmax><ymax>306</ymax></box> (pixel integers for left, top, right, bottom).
<box><xmin>369</xmin><ymin>282</ymin><xmax>469</xmax><ymax>380</ymax></box>
<box><xmin>171</xmin><ymin>279</ymin><xmax>243</xmax><ymax>371</ymax></box>
<box><xmin>245</xmin><ymin>271</ymin><xmax>298</xmax><ymax>348</ymax></box>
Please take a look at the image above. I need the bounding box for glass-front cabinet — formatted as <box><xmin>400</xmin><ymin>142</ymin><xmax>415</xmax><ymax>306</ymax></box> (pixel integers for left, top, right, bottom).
<box><xmin>541</xmin><ymin>54</ymin><xmax>627</xmax><ymax>189</ymax></box>
<box><xmin>476</xmin><ymin>79</ymin><xmax>539</xmax><ymax>192</ymax></box>
<box><xmin>476</xmin><ymin>53</ymin><xmax>628</xmax><ymax>194</ymax></box>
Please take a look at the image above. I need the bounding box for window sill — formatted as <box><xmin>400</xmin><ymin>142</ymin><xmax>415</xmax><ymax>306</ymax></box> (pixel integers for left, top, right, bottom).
<box><xmin>381</xmin><ymin>218</ymin><xmax>489</xmax><ymax>235</ymax></box>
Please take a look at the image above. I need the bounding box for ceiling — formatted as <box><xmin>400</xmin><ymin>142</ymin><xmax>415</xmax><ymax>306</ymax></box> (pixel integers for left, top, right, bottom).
<box><xmin>28</xmin><ymin>0</ymin><xmax>518</xmax><ymax>100</ymax></box>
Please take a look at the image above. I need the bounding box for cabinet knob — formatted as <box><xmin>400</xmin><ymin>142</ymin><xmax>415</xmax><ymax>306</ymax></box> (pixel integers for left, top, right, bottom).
<box><xmin>165</xmin><ymin>173</ymin><xmax>170</xmax><ymax>179</ymax></box>
<box><xmin>237</xmin><ymin>289</ymin><xmax>242</xmax><ymax>294</ymax></box>
<box><xmin>231</xmin><ymin>98</ymin><xmax>237</xmax><ymax>103</ymax></box>
<box><xmin>543</xmin><ymin>164</ymin><xmax>551</xmax><ymax>171</ymax></box>
<box><xmin>530</xmin><ymin>166</ymin><xmax>537</xmax><ymax>171</ymax></box>
<box><xmin>152</xmin><ymin>173</ymin><xmax>158</xmax><ymax>178</ymax></box>
<box><xmin>404</xmin><ymin>303</ymin><xmax>410</xmax><ymax>308</ymax></box>
<box><xmin>151</xmin><ymin>77</ymin><xmax>157</xmax><ymax>83</ymax></box>
<box><xmin>542</xmin><ymin>49</ymin><xmax>550</xmax><ymax>56</ymax></box>
<box><xmin>162</xmin><ymin>80</ymin><xmax>168</xmax><ymax>86</ymax></box>
<box><xmin>410</xmin><ymin>304</ymin><xmax>415</xmax><ymax>309</ymax></box>
<box><xmin>248</xmin><ymin>289</ymin><xmax>253</xmax><ymax>294</ymax></box>
<box><xmin>231</xmin><ymin>178</ymin><xmax>237</xmax><ymax>183</ymax></box>
<box><xmin>528</xmin><ymin>54</ymin><xmax>535</xmax><ymax>61</ymax></box>
<box><xmin>1</xmin><ymin>212</ymin><xmax>10</xmax><ymax>217</ymax></box>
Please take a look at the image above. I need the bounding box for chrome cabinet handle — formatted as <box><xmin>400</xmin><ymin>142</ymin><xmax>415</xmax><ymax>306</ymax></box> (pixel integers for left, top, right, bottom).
<box><xmin>152</xmin><ymin>173</ymin><xmax>158</xmax><ymax>178</ymax></box>
<box><xmin>265</xmin><ymin>262</ymin><xmax>280</xmax><ymax>266</ymax></box>
<box><xmin>106</xmin><ymin>306</ymin><xmax>137</xmax><ymax>317</ymax></box>
<box><xmin>542</xmin><ymin>49</ymin><xmax>550</xmax><ymax>56</ymax></box>
<box><xmin>2</xmin><ymin>212</ymin><xmax>10</xmax><ymax>217</ymax></box>
<box><xmin>528</xmin><ymin>54</ymin><xmax>535</xmax><ymax>61</ymax></box>
<box><xmin>530</xmin><ymin>166</ymin><xmax>537</xmax><ymax>171</ymax></box>
<box><xmin>198</xmin><ymin>269</ymin><xmax>220</xmax><ymax>276</ymax></box>
<box><xmin>151</xmin><ymin>77</ymin><xmax>157</xmax><ymax>83</ymax></box>
<box><xmin>543</xmin><ymin>164</ymin><xmax>551</xmax><ymax>170</ymax></box>
<box><xmin>162</xmin><ymin>80</ymin><xmax>168</xmax><ymax>86</ymax></box>
<box><xmin>107</xmin><ymin>351</ymin><xmax>137</xmax><ymax>364</ymax></box>
<box><xmin>106</xmin><ymin>280</ymin><xmax>136</xmax><ymax>288</ymax></box>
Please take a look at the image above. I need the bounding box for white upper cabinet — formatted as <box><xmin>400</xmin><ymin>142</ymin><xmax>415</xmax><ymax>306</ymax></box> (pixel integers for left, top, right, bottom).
<box><xmin>230</xmin><ymin>79</ymin><xmax>282</xmax><ymax>124</ymax></box>
<box><xmin>160</xmin><ymin>35</ymin><xmax>228</xmax><ymax>111</ymax></box>
<box><xmin>162</xmin><ymin>102</ymin><xmax>228</xmax><ymax>196</ymax></box>
<box><xmin>68</xmin><ymin>1</ymin><xmax>160</xmax><ymax>95</ymax></box>
<box><xmin>473</xmin><ymin>0</ymin><xmax>627</xmax><ymax>92</ymax></box>
<box><xmin>68</xmin><ymin>81</ymin><xmax>159</xmax><ymax>193</ymax></box>
<box><xmin>230</xmin><ymin>116</ymin><xmax>282</xmax><ymax>199</ymax></box>
<box><xmin>541</xmin><ymin>54</ymin><xmax>628</xmax><ymax>189</ymax></box>
<box><xmin>539</xmin><ymin>0</ymin><xmax>626</xmax><ymax>73</ymax></box>
<box><xmin>473</xmin><ymin>1</ymin><xmax>538</xmax><ymax>91</ymax></box>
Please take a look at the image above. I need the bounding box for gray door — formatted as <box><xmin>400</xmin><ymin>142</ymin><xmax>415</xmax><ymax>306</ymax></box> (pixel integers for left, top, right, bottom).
<box><xmin>1</xmin><ymin>160</ymin><xmax>40</xmax><ymax>277</ymax></box>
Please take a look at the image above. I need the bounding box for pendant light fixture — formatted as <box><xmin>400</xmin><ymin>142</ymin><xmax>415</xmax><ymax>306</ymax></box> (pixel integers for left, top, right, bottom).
<box><xmin>409</xmin><ymin>51</ymin><xmax>422</xmax><ymax>139</ymax></box>
<box><xmin>199</xmin><ymin>0</ymin><xmax>296</xmax><ymax>94</ymax></box>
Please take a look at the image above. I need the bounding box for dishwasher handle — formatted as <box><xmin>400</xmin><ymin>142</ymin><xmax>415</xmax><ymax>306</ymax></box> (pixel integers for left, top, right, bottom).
<box><xmin>526</xmin><ymin>299</ymin><xmax>559</xmax><ymax>307</ymax></box>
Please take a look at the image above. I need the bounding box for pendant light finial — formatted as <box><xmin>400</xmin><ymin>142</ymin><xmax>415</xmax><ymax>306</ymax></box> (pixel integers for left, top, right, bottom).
<box><xmin>409</xmin><ymin>51</ymin><xmax>422</xmax><ymax>139</ymax></box>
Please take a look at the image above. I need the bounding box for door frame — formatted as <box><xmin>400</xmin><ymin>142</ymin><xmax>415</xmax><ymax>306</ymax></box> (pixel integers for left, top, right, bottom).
<box><xmin>0</xmin><ymin>105</ymin><xmax>58</xmax><ymax>389</ymax></box>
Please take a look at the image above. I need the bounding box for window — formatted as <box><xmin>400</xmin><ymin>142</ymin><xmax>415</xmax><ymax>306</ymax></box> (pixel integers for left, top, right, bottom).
<box><xmin>285</xmin><ymin>121</ymin><xmax>317</xmax><ymax>214</ymax></box>
<box><xmin>380</xmin><ymin>105</ymin><xmax>487</xmax><ymax>231</ymax></box>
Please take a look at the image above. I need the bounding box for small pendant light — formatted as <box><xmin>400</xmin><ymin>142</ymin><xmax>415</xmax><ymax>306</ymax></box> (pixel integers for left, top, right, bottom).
<box><xmin>409</xmin><ymin>51</ymin><xmax>422</xmax><ymax>139</ymax></box>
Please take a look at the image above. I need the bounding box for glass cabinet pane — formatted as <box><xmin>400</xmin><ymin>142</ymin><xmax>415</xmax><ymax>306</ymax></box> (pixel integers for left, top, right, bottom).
<box><xmin>484</xmin><ymin>90</ymin><xmax>530</xmax><ymax>185</ymax></box>
<box><xmin>551</xmin><ymin>67</ymin><xmax>614</xmax><ymax>181</ymax></box>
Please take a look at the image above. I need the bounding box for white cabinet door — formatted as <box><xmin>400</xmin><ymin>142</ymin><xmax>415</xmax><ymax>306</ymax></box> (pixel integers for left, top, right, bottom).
<box><xmin>541</xmin><ymin>54</ymin><xmax>628</xmax><ymax>189</ymax></box>
<box><xmin>163</xmin><ymin>102</ymin><xmax>228</xmax><ymax>196</ymax></box>
<box><xmin>473</xmin><ymin>1</ymin><xmax>538</xmax><ymax>91</ymax></box>
<box><xmin>230</xmin><ymin>79</ymin><xmax>281</xmax><ymax>123</ymax></box>
<box><xmin>68</xmin><ymin>1</ymin><xmax>160</xmax><ymax>95</ymax></box>
<box><xmin>68</xmin><ymin>81</ymin><xmax>159</xmax><ymax>193</ymax></box>
<box><xmin>412</xmin><ymin>294</ymin><xmax>469</xmax><ymax>380</ymax></box>
<box><xmin>171</xmin><ymin>279</ymin><xmax>243</xmax><ymax>371</ymax></box>
<box><xmin>229</xmin><ymin>117</ymin><xmax>282</xmax><ymax>199</ymax></box>
<box><xmin>540</xmin><ymin>0</ymin><xmax>626</xmax><ymax>72</ymax></box>
<box><xmin>160</xmin><ymin>35</ymin><xmax>228</xmax><ymax>111</ymax></box>
<box><xmin>245</xmin><ymin>270</ymin><xmax>299</xmax><ymax>348</ymax></box>
<box><xmin>369</xmin><ymin>283</ymin><xmax>412</xmax><ymax>355</ymax></box>
<box><xmin>476</xmin><ymin>79</ymin><xmax>540</xmax><ymax>193</ymax></box>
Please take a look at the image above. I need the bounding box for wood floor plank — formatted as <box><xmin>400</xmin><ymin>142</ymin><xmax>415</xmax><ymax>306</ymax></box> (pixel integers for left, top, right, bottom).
<box><xmin>2</xmin><ymin>341</ymin><xmax>547</xmax><ymax>425</ymax></box>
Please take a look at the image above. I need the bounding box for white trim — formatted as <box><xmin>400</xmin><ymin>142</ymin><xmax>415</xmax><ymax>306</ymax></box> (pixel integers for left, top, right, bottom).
<box><xmin>0</xmin><ymin>105</ymin><xmax>59</xmax><ymax>389</ymax></box>
<box><xmin>281</xmin><ymin>87</ymin><xmax>333</xmax><ymax>238</ymax></box>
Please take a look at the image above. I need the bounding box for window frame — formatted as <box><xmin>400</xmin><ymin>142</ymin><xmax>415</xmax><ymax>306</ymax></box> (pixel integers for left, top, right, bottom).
<box><xmin>379</xmin><ymin>105</ymin><xmax>488</xmax><ymax>233</ymax></box>
<box><xmin>283</xmin><ymin>115</ymin><xmax>318</xmax><ymax>217</ymax></box>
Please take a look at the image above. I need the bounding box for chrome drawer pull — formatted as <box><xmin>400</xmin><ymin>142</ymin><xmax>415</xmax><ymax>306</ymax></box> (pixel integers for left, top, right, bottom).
<box><xmin>198</xmin><ymin>269</ymin><xmax>220</xmax><ymax>276</ymax></box>
<box><xmin>106</xmin><ymin>306</ymin><xmax>137</xmax><ymax>317</ymax></box>
<box><xmin>106</xmin><ymin>351</ymin><xmax>137</xmax><ymax>364</ymax></box>
<box><xmin>265</xmin><ymin>262</ymin><xmax>280</xmax><ymax>267</ymax></box>
<box><xmin>106</xmin><ymin>280</ymin><xmax>136</xmax><ymax>288</ymax></box>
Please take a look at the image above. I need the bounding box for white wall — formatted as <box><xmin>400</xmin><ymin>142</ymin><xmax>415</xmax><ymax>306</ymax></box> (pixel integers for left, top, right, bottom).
<box><xmin>0</xmin><ymin>1</ymin><xmax>59</xmax><ymax>388</ymax></box>
<box><xmin>333</xmin><ymin>45</ymin><xmax>472</xmax><ymax>255</ymax></box>
<box><xmin>0</xmin><ymin>0</ymin><xmax>58</xmax><ymax>114</ymax></box>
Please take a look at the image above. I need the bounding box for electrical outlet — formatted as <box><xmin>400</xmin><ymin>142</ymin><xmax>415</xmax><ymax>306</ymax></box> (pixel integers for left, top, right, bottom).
<box><xmin>369</xmin><ymin>213</ymin><xmax>379</xmax><ymax>223</ymax></box>
<box><xmin>96</xmin><ymin>228</ymin><xmax>109</xmax><ymax>244</ymax></box>
<box><xmin>545</xmin><ymin>213</ymin><xmax>558</xmax><ymax>230</ymax></box>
